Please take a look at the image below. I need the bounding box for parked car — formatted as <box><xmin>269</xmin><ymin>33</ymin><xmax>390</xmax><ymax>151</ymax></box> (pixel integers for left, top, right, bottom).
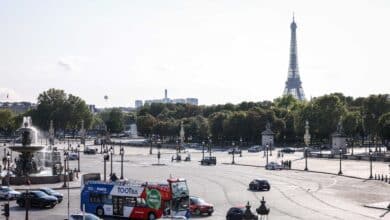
<box><xmin>38</xmin><ymin>188</ymin><xmax>63</xmax><ymax>203</ymax></box>
<box><xmin>280</xmin><ymin>147</ymin><xmax>295</xmax><ymax>153</ymax></box>
<box><xmin>17</xmin><ymin>190</ymin><xmax>58</xmax><ymax>208</ymax></box>
<box><xmin>249</xmin><ymin>179</ymin><xmax>270</xmax><ymax>191</ymax></box>
<box><xmin>68</xmin><ymin>152</ymin><xmax>79</xmax><ymax>160</ymax></box>
<box><xmin>70</xmin><ymin>213</ymin><xmax>102</xmax><ymax>220</ymax></box>
<box><xmin>226</xmin><ymin>206</ymin><xmax>246</xmax><ymax>220</ymax></box>
<box><xmin>227</xmin><ymin>148</ymin><xmax>241</xmax><ymax>154</ymax></box>
<box><xmin>0</xmin><ymin>186</ymin><xmax>21</xmax><ymax>200</ymax></box>
<box><xmin>200</xmin><ymin>156</ymin><xmax>217</xmax><ymax>165</ymax></box>
<box><xmin>248</xmin><ymin>145</ymin><xmax>261</xmax><ymax>152</ymax></box>
<box><xmin>265</xmin><ymin>162</ymin><xmax>283</xmax><ymax>170</ymax></box>
<box><xmin>189</xmin><ymin>196</ymin><xmax>214</xmax><ymax>216</ymax></box>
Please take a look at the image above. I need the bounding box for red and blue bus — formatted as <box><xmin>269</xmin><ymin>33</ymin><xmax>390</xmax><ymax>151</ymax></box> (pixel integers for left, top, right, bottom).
<box><xmin>80</xmin><ymin>174</ymin><xmax>190</xmax><ymax>220</ymax></box>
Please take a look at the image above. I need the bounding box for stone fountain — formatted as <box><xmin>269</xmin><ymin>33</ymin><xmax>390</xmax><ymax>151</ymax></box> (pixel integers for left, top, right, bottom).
<box><xmin>9</xmin><ymin>117</ymin><xmax>45</xmax><ymax>176</ymax></box>
<box><xmin>4</xmin><ymin>117</ymin><xmax>66</xmax><ymax>185</ymax></box>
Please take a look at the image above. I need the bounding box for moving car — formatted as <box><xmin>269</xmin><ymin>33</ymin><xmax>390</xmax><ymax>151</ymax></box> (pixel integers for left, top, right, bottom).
<box><xmin>227</xmin><ymin>148</ymin><xmax>241</xmax><ymax>154</ymax></box>
<box><xmin>265</xmin><ymin>162</ymin><xmax>283</xmax><ymax>170</ymax></box>
<box><xmin>68</xmin><ymin>152</ymin><xmax>79</xmax><ymax>160</ymax></box>
<box><xmin>248</xmin><ymin>145</ymin><xmax>261</xmax><ymax>152</ymax></box>
<box><xmin>70</xmin><ymin>213</ymin><xmax>102</xmax><ymax>220</ymax></box>
<box><xmin>200</xmin><ymin>156</ymin><xmax>217</xmax><ymax>165</ymax></box>
<box><xmin>249</xmin><ymin>179</ymin><xmax>270</xmax><ymax>191</ymax></box>
<box><xmin>17</xmin><ymin>190</ymin><xmax>58</xmax><ymax>208</ymax></box>
<box><xmin>0</xmin><ymin>186</ymin><xmax>21</xmax><ymax>200</ymax></box>
<box><xmin>189</xmin><ymin>196</ymin><xmax>214</xmax><ymax>216</ymax></box>
<box><xmin>280</xmin><ymin>147</ymin><xmax>295</xmax><ymax>153</ymax></box>
<box><xmin>226</xmin><ymin>206</ymin><xmax>246</xmax><ymax>220</ymax></box>
<box><xmin>38</xmin><ymin>188</ymin><xmax>64</xmax><ymax>203</ymax></box>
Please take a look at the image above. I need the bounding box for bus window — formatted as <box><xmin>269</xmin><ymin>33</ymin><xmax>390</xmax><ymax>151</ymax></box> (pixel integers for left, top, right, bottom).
<box><xmin>103</xmin><ymin>194</ymin><xmax>112</xmax><ymax>204</ymax></box>
<box><xmin>125</xmin><ymin>197</ymin><xmax>136</xmax><ymax>207</ymax></box>
<box><xmin>89</xmin><ymin>193</ymin><xmax>102</xmax><ymax>203</ymax></box>
<box><xmin>136</xmin><ymin>198</ymin><xmax>147</xmax><ymax>207</ymax></box>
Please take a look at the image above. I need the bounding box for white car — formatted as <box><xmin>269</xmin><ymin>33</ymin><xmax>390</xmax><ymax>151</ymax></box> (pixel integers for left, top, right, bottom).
<box><xmin>265</xmin><ymin>162</ymin><xmax>283</xmax><ymax>170</ymax></box>
<box><xmin>0</xmin><ymin>186</ymin><xmax>21</xmax><ymax>200</ymax></box>
<box><xmin>68</xmin><ymin>152</ymin><xmax>79</xmax><ymax>160</ymax></box>
<box><xmin>69</xmin><ymin>213</ymin><xmax>102</xmax><ymax>220</ymax></box>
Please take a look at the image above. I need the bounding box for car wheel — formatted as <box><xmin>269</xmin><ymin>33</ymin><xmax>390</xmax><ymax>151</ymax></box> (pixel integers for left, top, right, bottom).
<box><xmin>148</xmin><ymin>212</ymin><xmax>156</xmax><ymax>220</ymax></box>
<box><xmin>208</xmin><ymin>212</ymin><xmax>212</xmax><ymax>216</ymax></box>
<box><xmin>50</xmin><ymin>203</ymin><xmax>56</xmax><ymax>208</ymax></box>
<box><xmin>96</xmin><ymin>206</ymin><xmax>104</xmax><ymax>217</ymax></box>
<box><xmin>267</xmin><ymin>186</ymin><xmax>271</xmax><ymax>191</ymax></box>
<box><xmin>195</xmin><ymin>208</ymin><xmax>201</xmax><ymax>215</ymax></box>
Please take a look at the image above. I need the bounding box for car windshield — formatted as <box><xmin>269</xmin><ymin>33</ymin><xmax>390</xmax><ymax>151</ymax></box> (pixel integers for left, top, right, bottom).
<box><xmin>193</xmin><ymin>197</ymin><xmax>206</xmax><ymax>205</ymax></box>
<box><xmin>34</xmin><ymin>191</ymin><xmax>48</xmax><ymax>197</ymax></box>
<box><xmin>43</xmin><ymin>188</ymin><xmax>56</xmax><ymax>194</ymax></box>
<box><xmin>1</xmin><ymin>187</ymin><xmax>11</xmax><ymax>192</ymax></box>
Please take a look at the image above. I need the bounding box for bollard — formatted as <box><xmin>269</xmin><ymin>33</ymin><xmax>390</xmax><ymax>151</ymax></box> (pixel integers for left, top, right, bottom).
<box><xmin>386</xmin><ymin>175</ymin><xmax>388</xmax><ymax>183</ymax></box>
<box><xmin>381</xmin><ymin>174</ymin><xmax>384</xmax><ymax>181</ymax></box>
<box><xmin>375</xmin><ymin>174</ymin><xmax>377</xmax><ymax>180</ymax></box>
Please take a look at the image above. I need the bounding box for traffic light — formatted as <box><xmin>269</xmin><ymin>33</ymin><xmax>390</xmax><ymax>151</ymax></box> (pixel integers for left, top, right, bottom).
<box><xmin>1</xmin><ymin>203</ymin><xmax>10</xmax><ymax>217</ymax></box>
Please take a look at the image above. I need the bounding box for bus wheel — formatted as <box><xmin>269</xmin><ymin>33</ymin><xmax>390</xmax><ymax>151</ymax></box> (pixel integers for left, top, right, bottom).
<box><xmin>96</xmin><ymin>206</ymin><xmax>104</xmax><ymax>217</ymax></box>
<box><xmin>148</xmin><ymin>212</ymin><xmax>156</xmax><ymax>220</ymax></box>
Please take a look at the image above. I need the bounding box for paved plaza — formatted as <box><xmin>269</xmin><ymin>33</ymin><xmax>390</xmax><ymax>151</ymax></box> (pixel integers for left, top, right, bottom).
<box><xmin>3</xmin><ymin>143</ymin><xmax>390</xmax><ymax>220</ymax></box>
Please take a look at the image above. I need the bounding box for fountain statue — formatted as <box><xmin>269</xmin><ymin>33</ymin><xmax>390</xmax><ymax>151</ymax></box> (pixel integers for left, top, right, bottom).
<box><xmin>9</xmin><ymin>117</ymin><xmax>45</xmax><ymax>176</ymax></box>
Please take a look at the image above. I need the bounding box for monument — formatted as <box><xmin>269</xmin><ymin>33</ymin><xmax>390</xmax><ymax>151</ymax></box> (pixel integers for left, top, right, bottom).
<box><xmin>180</xmin><ymin>121</ymin><xmax>185</xmax><ymax>145</ymax></box>
<box><xmin>331</xmin><ymin>120</ymin><xmax>347</xmax><ymax>154</ymax></box>
<box><xmin>49</xmin><ymin>120</ymin><xmax>55</xmax><ymax>146</ymax></box>
<box><xmin>79</xmin><ymin>119</ymin><xmax>86</xmax><ymax>145</ymax></box>
<box><xmin>261</xmin><ymin>123</ymin><xmax>274</xmax><ymax>148</ymax></box>
<box><xmin>283</xmin><ymin>15</ymin><xmax>305</xmax><ymax>100</ymax></box>
<box><xmin>304</xmin><ymin>120</ymin><xmax>311</xmax><ymax>146</ymax></box>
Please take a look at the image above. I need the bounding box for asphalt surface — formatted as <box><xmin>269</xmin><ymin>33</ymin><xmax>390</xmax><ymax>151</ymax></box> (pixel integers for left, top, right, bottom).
<box><xmin>3</xmin><ymin>144</ymin><xmax>390</xmax><ymax>220</ymax></box>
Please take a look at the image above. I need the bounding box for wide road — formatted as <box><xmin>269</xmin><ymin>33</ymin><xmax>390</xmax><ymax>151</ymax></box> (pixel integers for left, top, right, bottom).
<box><xmin>5</xmin><ymin>145</ymin><xmax>390</xmax><ymax>220</ymax></box>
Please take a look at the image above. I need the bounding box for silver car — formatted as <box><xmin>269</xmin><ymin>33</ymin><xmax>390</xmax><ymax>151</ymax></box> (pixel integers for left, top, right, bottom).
<box><xmin>0</xmin><ymin>186</ymin><xmax>21</xmax><ymax>200</ymax></box>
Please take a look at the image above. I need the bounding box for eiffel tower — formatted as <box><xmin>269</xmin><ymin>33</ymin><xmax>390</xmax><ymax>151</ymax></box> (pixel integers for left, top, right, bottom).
<box><xmin>283</xmin><ymin>16</ymin><xmax>305</xmax><ymax>100</ymax></box>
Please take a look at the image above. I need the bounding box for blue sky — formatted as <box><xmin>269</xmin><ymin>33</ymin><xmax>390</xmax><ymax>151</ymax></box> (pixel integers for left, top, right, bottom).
<box><xmin>0</xmin><ymin>0</ymin><xmax>389</xmax><ymax>107</ymax></box>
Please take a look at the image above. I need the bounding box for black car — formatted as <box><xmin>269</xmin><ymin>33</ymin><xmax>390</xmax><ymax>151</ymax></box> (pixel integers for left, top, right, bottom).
<box><xmin>226</xmin><ymin>206</ymin><xmax>246</xmax><ymax>220</ymax></box>
<box><xmin>38</xmin><ymin>188</ymin><xmax>63</xmax><ymax>203</ymax></box>
<box><xmin>17</xmin><ymin>191</ymin><xmax>58</xmax><ymax>209</ymax></box>
<box><xmin>249</xmin><ymin>179</ymin><xmax>270</xmax><ymax>191</ymax></box>
<box><xmin>280</xmin><ymin>147</ymin><xmax>295</xmax><ymax>153</ymax></box>
<box><xmin>200</xmin><ymin>156</ymin><xmax>217</xmax><ymax>165</ymax></box>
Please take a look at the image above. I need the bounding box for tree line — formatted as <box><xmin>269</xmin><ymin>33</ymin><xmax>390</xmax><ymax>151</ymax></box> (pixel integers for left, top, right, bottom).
<box><xmin>0</xmin><ymin>89</ymin><xmax>389</xmax><ymax>146</ymax></box>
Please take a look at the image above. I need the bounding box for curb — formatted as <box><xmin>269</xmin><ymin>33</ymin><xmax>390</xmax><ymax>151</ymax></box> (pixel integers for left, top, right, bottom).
<box><xmin>222</xmin><ymin>162</ymin><xmax>367</xmax><ymax>180</ymax></box>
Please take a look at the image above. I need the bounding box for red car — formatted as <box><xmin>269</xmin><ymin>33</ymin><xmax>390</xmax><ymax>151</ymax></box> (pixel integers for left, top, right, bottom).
<box><xmin>190</xmin><ymin>196</ymin><xmax>214</xmax><ymax>216</ymax></box>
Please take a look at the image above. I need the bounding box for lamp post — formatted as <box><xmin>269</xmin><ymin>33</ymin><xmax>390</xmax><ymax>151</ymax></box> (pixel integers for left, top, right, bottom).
<box><xmin>77</xmin><ymin>145</ymin><xmax>80</xmax><ymax>172</ymax></box>
<box><xmin>266</xmin><ymin>144</ymin><xmax>269</xmax><ymax>166</ymax></box>
<box><xmin>209</xmin><ymin>138</ymin><xmax>212</xmax><ymax>157</ymax></box>
<box><xmin>304</xmin><ymin>147</ymin><xmax>308</xmax><ymax>171</ymax></box>
<box><xmin>232</xmin><ymin>142</ymin><xmax>235</xmax><ymax>164</ymax></box>
<box><xmin>103</xmin><ymin>150</ymin><xmax>109</xmax><ymax>182</ymax></box>
<box><xmin>202</xmin><ymin>141</ymin><xmax>205</xmax><ymax>161</ymax></box>
<box><xmin>119</xmin><ymin>146</ymin><xmax>124</xmax><ymax>179</ymax></box>
<box><xmin>62</xmin><ymin>151</ymin><xmax>68</xmax><ymax>188</ymax></box>
<box><xmin>6</xmin><ymin>151</ymin><xmax>10</xmax><ymax>220</ymax></box>
<box><xmin>149</xmin><ymin>134</ymin><xmax>153</xmax><ymax>155</ymax></box>
<box><xmin>239</xmin><ymin>137</ymin><xmax>243</xmax><ymax>157</ymax></box>
<box><xmin>109</xmin><ymin>146</ymin><xmax>113</xmax><ymax>176</ymax></box>
<box><xmin>369</xmin><ymin>150</ymin><xmax>373</xmax><ymax>179</ymax></box>
<box><xmin>338</xmin><ymin>148</ymin><xmax>343</xmax><ymax>175</ymax></box>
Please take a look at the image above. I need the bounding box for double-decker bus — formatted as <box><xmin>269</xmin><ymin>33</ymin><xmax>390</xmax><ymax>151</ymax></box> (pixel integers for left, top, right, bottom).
<box><xmin>80</xmin><ymin>174</ymin><xmax>190</xmax><ymax>220</ymax></box>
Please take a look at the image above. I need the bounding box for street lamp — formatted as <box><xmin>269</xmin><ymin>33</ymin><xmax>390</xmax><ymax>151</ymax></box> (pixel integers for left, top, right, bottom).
<box><xmin>266</xmin><ymin>144</ymin><xmax>269</xmax><ymax>166</ymax></box>
<box><xmin>369</xmin><ymin>150</ymin><xmax>373</xmax><ymax>179</ymax></box>
<box><xmin>109</xmin><ymin>146</ymin><xmax>113</xmax><ymax>176</ymax></box>
<box><xmin>149</xmin><ymin>134</ymin><xmax>153</xmax><ymax>155</ymax></box>
<box><xmin>338</xmin><ymin>148</ymin><xmax>343</xmax><ymax>175</ymax></box>
<box><xmin>209</xmin><ymin>138</ymin><xmax>212</xmax><ymax>157</ymax></box>
<box><xmin>119</xmin><ymin>146</ymin><xmax>124</xmax><ymax>179</ymax></box>
<box><xmin>239</xmin><ymin>137</ymin><xmax>243</xmax><ymax>157</ymax></box>
<box><xmin>232</xmin><ymin>142</ymin><xmax>235</xmax><ymax>164</ymax></box>
<box><xmin>202</xmin><ymin>141</ymin><xmax>205</xmax><ymax>161</ymax></box>
<box><xmin>62</xmin><ymin>151</ymin><xmax>68</xmax><ymax>188</ymax></box>
<box><xmin>77</xmin><ymin>145</ymin><xmax>80</xmax><ymax>172</ymax></box>
<box><xmin>6</xmin><ymin>151</ymin><xmax>10</xmax><ymax>186</ymax></box>
<box><xmin>103</xmin><ymin>150</ymin><xmax>109</xmax><ymax>182</ymax></box>
<box><xmin>305</xmin><ymin>146</ymin><xmax>309</xmax><ymax>171</ymax></box>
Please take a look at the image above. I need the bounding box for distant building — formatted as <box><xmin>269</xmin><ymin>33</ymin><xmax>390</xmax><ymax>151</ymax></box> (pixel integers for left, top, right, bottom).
<box><xmin>88</xmin><ymin>105</ymin><xmax>98</xmax><ymax>114</ymax></box>
<box><xmin>135</xmin><ymin>100</ymin><xmax>143</xmax><ymax>108</ymax></box>
<box><xmin>141</xmin><ymin>89</ymin><xmax>198</xmax><ymax>106</ymax></box>
<box><xmin>0</xmin><ymin>101</ymin><xmax>36</xmax><ymax>113</ymax></box>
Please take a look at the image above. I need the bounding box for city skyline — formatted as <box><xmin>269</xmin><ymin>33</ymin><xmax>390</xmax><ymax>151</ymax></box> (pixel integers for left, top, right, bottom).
<box><xmin>1</xmin><ymin>1</ymin><xmax>390</xmax><ymax>107</ymax></box>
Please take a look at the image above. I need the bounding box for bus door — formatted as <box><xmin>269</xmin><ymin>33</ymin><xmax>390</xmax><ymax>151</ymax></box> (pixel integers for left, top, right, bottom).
<box><xmin>112</xmin><ymin>196</ymin><xmax>124</xmax><ymax>216</ymax></box>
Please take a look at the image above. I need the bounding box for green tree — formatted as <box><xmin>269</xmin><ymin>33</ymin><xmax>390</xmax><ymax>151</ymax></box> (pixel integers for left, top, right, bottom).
<box><xmin>0</xmin><ymin>109</ymin><xmax>17</xmax><ymax>135</ymax></box>
<box><xmin>378</xmin><ymin>112</ymin><xmax>390</xmax><ymax>140</ymax></box>
<box><xmin>102</xmin><ymin>108</ymin><xmax>125</xmax><ymax>133</ymax></box>
<box><xmin>136</xmin><ymin>114</ymin><xmax>157</xmax><ymax>136</ymax></box>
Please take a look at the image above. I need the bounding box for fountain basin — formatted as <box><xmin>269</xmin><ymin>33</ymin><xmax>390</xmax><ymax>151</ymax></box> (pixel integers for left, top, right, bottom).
<box><xmin>8</xmin><ymin>145</ymin><xmax>45</xmax><ymax>153</ymax></box>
